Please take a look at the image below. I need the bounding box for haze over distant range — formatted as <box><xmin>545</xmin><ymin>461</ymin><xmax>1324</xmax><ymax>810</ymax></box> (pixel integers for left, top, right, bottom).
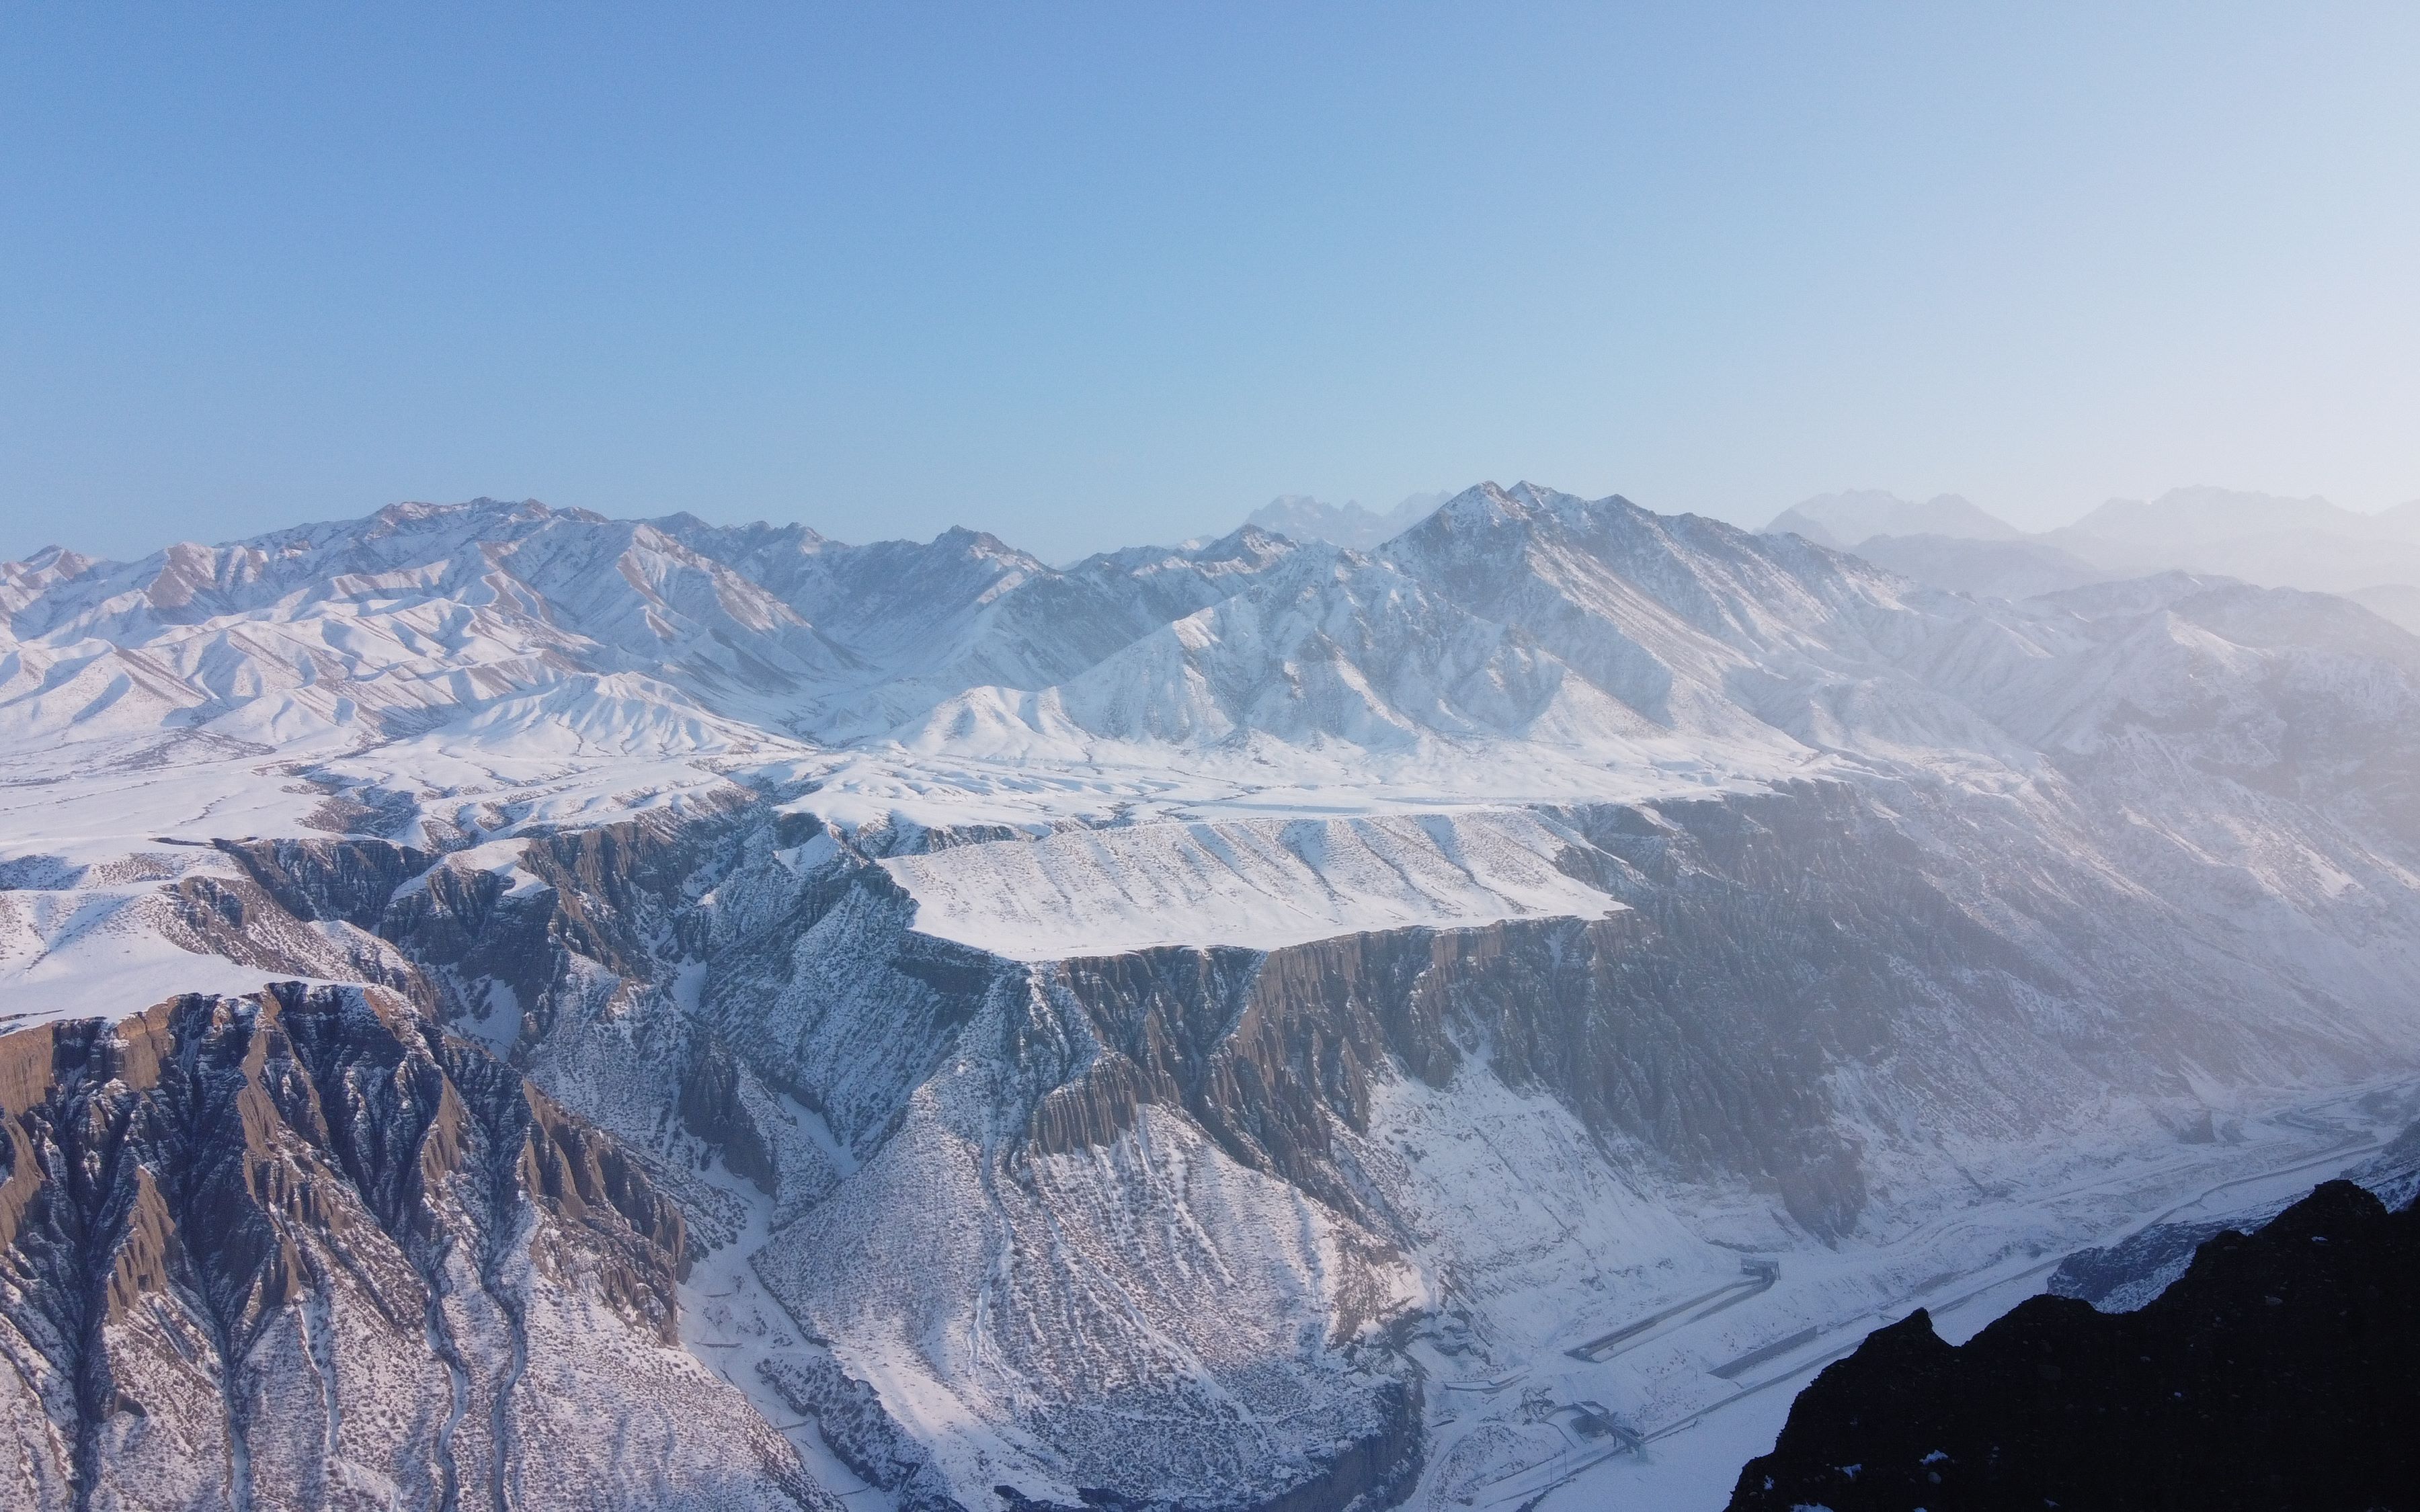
<box><xmin>9</xmin><ymin>7</ymin><xmax>2420</xmax><ymax>562</ymax></box>
<box><xmin>1764</xmin><ymin>487</ymin><xmax>2420</xmax><ymax>634</ymax></box>
<box><xmin>1244</xmin><ymin>492</ymin><xmax>1452</xmax><ymax>551</ymax></box>
<box><xmin>1253</xmin><ymin>485</ymin><xmax>2420</xmax><ymax>634</ymax></box>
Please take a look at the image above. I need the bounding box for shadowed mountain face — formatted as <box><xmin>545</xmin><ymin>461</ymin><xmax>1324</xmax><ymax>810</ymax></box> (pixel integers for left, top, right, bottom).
<box><xmin>1728</xmin><ymin>1181</ymin><xmax>2420</xmax><ymax>1512</ymax></box>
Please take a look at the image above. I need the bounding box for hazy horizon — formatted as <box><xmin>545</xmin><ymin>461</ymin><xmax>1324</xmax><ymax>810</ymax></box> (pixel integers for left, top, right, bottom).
<box><xmin>11</xmin><ymin>477</ymin><xmax>2419</xmax><ymax>568</ymax></box>
<box><xmin>7</xmin><ymin>5</ymin><xmax>2418</xmax><ymax>564</ymax></box>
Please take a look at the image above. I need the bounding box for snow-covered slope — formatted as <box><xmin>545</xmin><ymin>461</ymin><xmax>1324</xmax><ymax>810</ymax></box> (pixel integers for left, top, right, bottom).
<box><xmin>651</xmin><ymin>515</ymin><xmax>1307</xmax><ymax>740</ymax></box>
<box><xmin>881</xmin><ymin>809</ymin><xmax>1623</xmax><ymax>958</ymax></box>
<box><xmin>6</xmin><ymin>484</ymin><xmax>2420</xmax><ymax>1512</ymax></box>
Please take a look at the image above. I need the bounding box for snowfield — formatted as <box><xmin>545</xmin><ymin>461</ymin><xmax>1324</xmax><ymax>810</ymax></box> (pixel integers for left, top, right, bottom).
<box><xmin>881</xmin><ymin>809</ymin><xmax>1624</xmax><ymax>958</ymax></box>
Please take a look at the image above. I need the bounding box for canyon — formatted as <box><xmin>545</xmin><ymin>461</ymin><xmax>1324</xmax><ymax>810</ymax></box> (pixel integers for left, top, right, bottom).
<box><xmin>3</xmin><ymin>483</ymin><xmax>2417</xmax><ymax>1509</ymax></box>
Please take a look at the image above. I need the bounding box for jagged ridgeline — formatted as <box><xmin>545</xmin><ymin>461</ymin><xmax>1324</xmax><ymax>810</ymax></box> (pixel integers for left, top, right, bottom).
<box><xmin>4</xmin><ymin>484</ymin><xmax>2420</xmax><ymax>1509</ymax></box>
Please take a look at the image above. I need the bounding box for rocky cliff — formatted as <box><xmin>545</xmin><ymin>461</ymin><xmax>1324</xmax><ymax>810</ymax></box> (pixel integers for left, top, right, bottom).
<box><xmin>0</xmin><ymin>982</ymin><xmax>829</xmax><ymax>1511</ymax></box>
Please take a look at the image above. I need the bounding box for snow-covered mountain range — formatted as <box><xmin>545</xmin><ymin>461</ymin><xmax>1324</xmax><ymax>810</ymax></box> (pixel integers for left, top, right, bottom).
<box><xmin>1769</xmin><ymin>485</ymin><xmax>2420</xmax><ymax>632</ymax></box>
<box><xmin>5</xmin><ymin>483</ymin><xmax>2419</xmax><ymax>1511</ymax></box>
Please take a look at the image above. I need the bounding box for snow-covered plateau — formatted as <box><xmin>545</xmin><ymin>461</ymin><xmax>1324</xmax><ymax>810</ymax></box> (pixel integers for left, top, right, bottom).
<box><xmin>3</xmin><ymin>483</ymin><xmax>2417</xmax><ymax>1511</ymax></box>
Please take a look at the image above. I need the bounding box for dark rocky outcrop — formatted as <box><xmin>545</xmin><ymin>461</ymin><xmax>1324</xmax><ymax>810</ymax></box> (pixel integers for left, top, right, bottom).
<box><xmin>681</xmin><ymin>1031</ymin><xmax>780</xmax><ymax>1194</ymax></box>
<box><xmin>2048</xmin><ymin>1116</ymin><xmax>2420</xmax><ymax>1316</ymax></box>
<box><xmin>212</xmin><ymin>836</ymin><xmax>436</xmax><ymax>933</ymax></box>
<box><xmin>1728</xmin><ymin>1181</ymin><xmax>2420</xmax><ymax>1512</ymax></box>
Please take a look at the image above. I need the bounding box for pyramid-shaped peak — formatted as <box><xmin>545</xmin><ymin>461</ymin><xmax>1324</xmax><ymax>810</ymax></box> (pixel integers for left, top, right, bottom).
<box><xmin>930</xmin><ymin>523</ymin><xmax>1050</xmax><ymax>569</ymax></box>
<box><xmin>1416</xmin><ymin>481</ymin><xmax>1642</xmax><ymax>535</ymax></box>
<box><xmin>10</xmin><ymin>544</ymin><xmax>102</xmax><ymax>578</ymax></box>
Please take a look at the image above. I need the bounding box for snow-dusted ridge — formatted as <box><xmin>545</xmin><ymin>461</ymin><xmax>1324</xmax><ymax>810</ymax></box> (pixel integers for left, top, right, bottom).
<box><xmin>5</xmin><ymin>483</ymin><xmax>2420</xmax><ymax>1512</ymax></box>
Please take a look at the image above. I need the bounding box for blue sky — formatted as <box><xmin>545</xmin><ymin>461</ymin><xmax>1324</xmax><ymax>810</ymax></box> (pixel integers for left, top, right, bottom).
<box><xmin>5</xmin><ymin>4</ymin><xmax>2416</xmax><ymax>562</ymax></box>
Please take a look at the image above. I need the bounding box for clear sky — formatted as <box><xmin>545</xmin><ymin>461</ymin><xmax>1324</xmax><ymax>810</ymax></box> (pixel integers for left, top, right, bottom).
<box><xmin>5</xmin><ymin>3</ymin><xmax>2416</xmax><ymax>563</ymax></box>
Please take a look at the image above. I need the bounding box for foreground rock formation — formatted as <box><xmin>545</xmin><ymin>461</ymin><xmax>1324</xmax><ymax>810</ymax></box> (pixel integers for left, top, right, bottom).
<box><xmin>1729</xmin><ymin>1181</ymin><xmax>2420</xmax><ymax>1512</ymax></box>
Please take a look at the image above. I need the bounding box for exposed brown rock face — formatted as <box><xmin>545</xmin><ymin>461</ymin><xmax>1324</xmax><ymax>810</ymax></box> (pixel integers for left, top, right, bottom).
<box><xmin>0</xmin><ymin>984</ymin><xmax>825</xmax><ymax>1512</ymax></box>
<box><xmin>155</xmin><ymin>868</ymin><xmax>438</xmax><ymax>1015</ymax></box>
<box><xmin>1028</xmin><ymin>907</ymin><xmax>1865</xmax><ymax>1238</ymax></box>
<box><xmin>212</xmin><ymin>837</ymin><xmax>437</xmax><ymax>935</ymax></box>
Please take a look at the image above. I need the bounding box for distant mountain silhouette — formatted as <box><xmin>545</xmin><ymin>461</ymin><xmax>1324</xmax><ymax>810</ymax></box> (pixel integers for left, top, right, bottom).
<box><xmin>1763</xmin><ymin>486</ymin><xmax>2420</xmax><ymax>629</ymax></box>
<box><xmin>1245</xmin><ymin>490</ymin><xmax>1446</xmax><ymax>548</ymax></box>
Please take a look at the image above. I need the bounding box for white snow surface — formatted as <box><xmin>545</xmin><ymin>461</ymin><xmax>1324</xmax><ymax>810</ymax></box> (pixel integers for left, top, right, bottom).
<box><xmin>0</xmin><ymin>881</ymin><xmax>335</xmax><ymax>1030</ymax></box>
<box><xmin>881</xmin><ymin>808</ymin><xmax>1622</xmax><ymax>957</ymax></box>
